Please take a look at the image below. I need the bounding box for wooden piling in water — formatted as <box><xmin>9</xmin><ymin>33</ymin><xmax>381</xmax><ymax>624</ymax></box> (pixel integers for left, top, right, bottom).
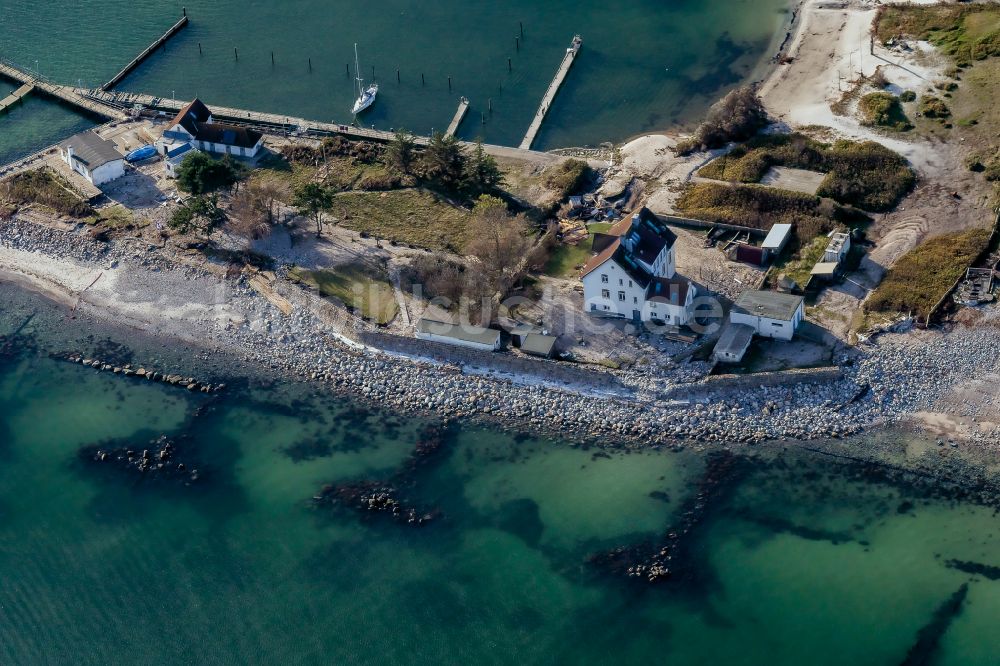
<box><xmin>448</xmin><ymin>76</ymin><xmax>452</xmax><ymax>92</ymax></box>
<box><xmin>235</xmin><ymin>47</ymin><xmax>239</xmax><ymax>60</ymax></box>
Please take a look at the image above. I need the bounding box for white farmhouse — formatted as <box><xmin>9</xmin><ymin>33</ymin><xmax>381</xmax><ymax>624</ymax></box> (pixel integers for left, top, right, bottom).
<box><xmin>581</xmin><ymin>208</ymin><xmax>696</xmax><ymax>326</ymax></box>
<box><xmin>160</xmin><ymin>99</ymin><xmax>264</xmax><ymax>159</ymax></box>
<box><xmin>58</xmin><ymin>131</ymin><xmax>125</xmax><ymax>187</ymax></box>
<box><xmin>730</xmin><ymin>290</ymin><xmax>804</xmax><ymax>341</ymax></box>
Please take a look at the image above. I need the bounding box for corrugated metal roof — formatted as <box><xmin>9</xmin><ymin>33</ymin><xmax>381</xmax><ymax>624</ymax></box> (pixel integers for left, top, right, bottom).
<box><xmin>762</xmin><ymin>224</ymin><xmax>793</xmax><ymax>250</ymax></box>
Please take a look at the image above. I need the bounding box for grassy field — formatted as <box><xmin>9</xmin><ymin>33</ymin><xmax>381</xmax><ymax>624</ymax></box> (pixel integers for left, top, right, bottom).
<box><xmin>544</xmin><ymin>241</ymin><xmax>593</xmax><ymax>278</ymax></box>
<box><xmin>0</xmin><ymin>168</ymin><xmax>93</xmax><ymax>218</ymax></box>
<box><xmin>696</xmin><ymin>133</ymin><xmax>915</xmax><ymax>212</ymax></box>
<box><xmin>334</xmin><ymin>189</ymin><xmax>472</xmax><ymax>252</ymax></box>
<box><xmin>866</xmin><ymin>228</ymin><xmax>992</xmax><ymax>319</ymax></box>
<box><xmin>875</xmin><ymin>4</ymin><xmax>1000</xmax><ymax>66</ymax></box>
<box><xmin>289</xmin><ymin>263</ymin><xmax>399</xmax><ymax>325</ymax></box>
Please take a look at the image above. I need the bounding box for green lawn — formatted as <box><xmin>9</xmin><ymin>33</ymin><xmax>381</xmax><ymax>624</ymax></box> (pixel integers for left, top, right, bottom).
<box><xmin>587</xmin><ymin>222</ymin><xmax>613</xmax><ymax>234</ymax></box>
<box><xmin>334</xmin><ymin>189</ymin><xmax>472</xmax><ymax>252</ymax></box>
<box><xmin>544</xmin><ymin>242</ymin><xmax>593</xmax><ymax>278</ymax></box>
<box><xmin>289</xmin><ymin>263</ymin><xmax>399</xmax><ymax>325</ymax></box>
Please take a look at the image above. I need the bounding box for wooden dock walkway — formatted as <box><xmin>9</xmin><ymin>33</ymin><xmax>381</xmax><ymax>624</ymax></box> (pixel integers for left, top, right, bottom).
<box><xmin>519</xmin><ymin>35</ymin><xmax>582</xmax><ymax>151</ymax></box>
<box><xmin>445</xmin><ymin>97</ymin><xmax>469</xmax><ymax>137</ymax></box>
<box><xmin>0</xmin><ymin>82</ymin><xmax>33</xmax><ymax>113</ymax></box>
<box><xmin>0</xmin><ymin>58</ymin><xmax>127</xmax><ymax>120</ymax></box>
<box><xmin>102</xmin><ymin>14</ymin><xmax>189</xmax><ymax>91</ymax></box>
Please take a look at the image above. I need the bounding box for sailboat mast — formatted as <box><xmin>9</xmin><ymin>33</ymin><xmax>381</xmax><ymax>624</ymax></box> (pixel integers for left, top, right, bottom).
<box><xmin>354</xmin><ymin>43</ymin><xmax>363</xmax><ymax>97</ymax></box>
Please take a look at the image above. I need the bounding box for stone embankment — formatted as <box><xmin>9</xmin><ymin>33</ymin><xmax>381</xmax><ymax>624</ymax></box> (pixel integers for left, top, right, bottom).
<box><xmin>3</xmin><ymin>215</ymin><xmax>1000</xmax><ymax>447</ymax></box>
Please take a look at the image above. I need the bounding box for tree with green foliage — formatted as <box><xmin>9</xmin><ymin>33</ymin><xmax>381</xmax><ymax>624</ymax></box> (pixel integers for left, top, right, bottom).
<box><xmin>175</xmin><ymin>152</ymin><xmax>244</xmax><ymax>195</ymax></box>
<box><xmin>385</xmin><ymin>129</ymin><xmax>418</xmax><ymax>175</ymax></box>
<box><xmin>168</xmin><ymin>194</ymin><xmax>224</xmax><ymax>234</ymax></box>
<box><xmin>419</xmin><ymin>132</ymin><xmax>466</xmax><ymax>191</ymax></box>
<box><xmin>463</xmin><ymin>139</ymin><xmax>505</xmax><ymax>194</ymax></box>
<box><xmin>293</xmin><ymin>182</ymin><xmax>335</xmax><ymax>237</ymax></box>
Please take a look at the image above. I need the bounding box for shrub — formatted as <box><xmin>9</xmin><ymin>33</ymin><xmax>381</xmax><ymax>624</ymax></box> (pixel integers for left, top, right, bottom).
<box><xmin>866</xmin><ymin>228</ymin><xmax>991</xmax><ymax>319</ymax></box>
<box><xmin>695</xmin><ymin>133</ymin><xmax>915</xmax><ymax>212</ymax></box>
<box><xmin>0</xmin><ymin>169</ymin><xmax>93</xmax><ymax>217</ymax></box>
<box><xmin>544</xmin><ymin>159</ymin><xmax>592</xmax><ymax>198</ymax></box>
<box><xmin>858</xmin><ymin>92</ymin><xmax>913</xmax><ymax>131</ymax></box>
<box><xmin>900</xmin><ymin>90</ymin><xmax>917</xmax><ymax>102</ymax></box>
<box><xmin>918</xmin><ymin>95</ymin><xmax>951</xmax><ymax>119</ymax></box>
<box><xmin>676</xmin><ymin>86</ymin><xmax>769</xmax><ymax>154</ymax></box>
<box><xmin>875</xmin><ymin>5</ymin><xmax>1000</xmax><ymax>66</ymax></box>
<box><xmin>675</xmin><ymin>181</ymin><xmax>839</xmax><ymax>240</ymax></box>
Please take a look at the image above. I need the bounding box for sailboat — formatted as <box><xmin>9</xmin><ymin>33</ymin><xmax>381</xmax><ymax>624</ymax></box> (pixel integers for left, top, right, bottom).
<box><xmin>351</xmin><ymin>43</ymin><xmax>378</xmax><ymax>115</ymax></box>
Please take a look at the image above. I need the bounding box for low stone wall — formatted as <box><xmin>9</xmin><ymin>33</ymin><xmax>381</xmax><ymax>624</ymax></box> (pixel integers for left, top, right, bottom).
<box><xmin>358</xmin><ymin>329</ymin><xmax>624</xmax><ymax>392</ymax></box>
<box><xmin>667</xmin><ymin>366</ymin><xmax>842</xmax><ymax>399</ymax></box>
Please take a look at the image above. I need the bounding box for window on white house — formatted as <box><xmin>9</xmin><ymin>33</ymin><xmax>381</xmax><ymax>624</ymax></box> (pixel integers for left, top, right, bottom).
<box><xmin>619</xmin><ymin>279</ymin><xmax>623</xmax><ymax>286</ymax></box>
<box><xmin>771</xmin><ymin>322</ymin><xmax>782</xmax><ymax>327</ymax></box>
<box><xmin>601</xmin><ymin>289</ymin><xmax>610</xmax><ymax>299</ymax></box>
<box><xmin>618</xmin><ymin>291</ymin><xmax>626</xmax><ymax>301</ymax></box>
<box><xmin>633</xmin><ymin>297</ymin><xmax>638</xmax><ymax>304</ymax></box>
<box><xmin>628</xmin><ymin>280</ymin><xmax>633</xmax><ymax>288</ymax></box>
<box><xmin>601</xmin><ymin>274</ymin><xmax>608</xmax><ymax>283</ymax></box>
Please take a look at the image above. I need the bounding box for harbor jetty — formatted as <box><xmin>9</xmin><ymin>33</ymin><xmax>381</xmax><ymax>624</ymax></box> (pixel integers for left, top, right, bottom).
<box><xmin>445</xmin><ymin>96</ymin><xmax>470</xmax><ymax>137</ymax></box>
<box><xmin>519</xmin><ymin>35</ymin><xmax>582</xmax><ymax>150</ymax></box>
<box><xmin>0</xmin><ymin>82</ymin><xmax>32</xmax><ymax>114</ymax></box>
<box><xmin>0</xmin><ymin>58</ymin><xmax>127</xmax><ymax>120</ymax></box>
<box><xmin>102</xmin><ymin>13</ymin><xmax>189</xmax><ymax>91</ymax></box>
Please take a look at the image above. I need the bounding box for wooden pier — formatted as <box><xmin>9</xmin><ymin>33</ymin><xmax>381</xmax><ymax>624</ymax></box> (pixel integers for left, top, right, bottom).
<box><xmin>102</xmin><ymin>14</ymin><xmax>189</xmax><ymax>91</ymax></box>
<box><xmin>0</xmin><ymin>58</ymin><xmax>127</xmax><ymax>120</ymax></box>
<box><xmin>0</xmin><ymin>82</ymin><xmax>33</xmax><ymax>113</ymax></box>
<box><xmin>445</xmin><ymin>97</ymin><xmax>469</xmax><ymax>137</ymax></box>
<box><xmin>519</xmin><ymin>35</ymin><xmax>582</xmax><ymax>150</ymax></box>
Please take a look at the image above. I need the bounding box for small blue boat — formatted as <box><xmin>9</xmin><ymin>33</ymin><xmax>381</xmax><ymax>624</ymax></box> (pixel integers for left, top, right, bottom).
<box><xmin>126</xmin><ymin>145</ymin><xmax>157</xmax><ymax>162</ymax></box>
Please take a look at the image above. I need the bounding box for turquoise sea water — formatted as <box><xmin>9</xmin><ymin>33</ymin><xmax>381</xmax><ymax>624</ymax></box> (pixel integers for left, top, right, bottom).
<box><xmin>5</xmin><ymin>282</ymin><xmax>1000</xmax><ymax>664</ymax></box>
<box><xmin>0</xmin><ymin>0</ymin><xmax>789</xmax><ymax>163</ymax></box>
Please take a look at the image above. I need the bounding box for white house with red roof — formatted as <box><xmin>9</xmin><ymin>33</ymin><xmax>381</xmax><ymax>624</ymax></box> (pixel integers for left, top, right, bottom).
<box><xmin>580</xmin><ymin>208</ymin><xmax>696</xmax><ymax>326</ymax></box>
<box><xmin>159</xmin><ymin>99</ymin><xmax>264</xmax><ymax>159</ymax></box>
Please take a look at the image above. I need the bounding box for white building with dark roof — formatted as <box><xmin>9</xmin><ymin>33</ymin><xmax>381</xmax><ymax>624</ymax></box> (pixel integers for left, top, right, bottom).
<box><xmin>161</xmin><ymin>98</ymin><xmax>264</xmax><ymax>159</ymax></box>
<box><xmin>730</xmin><ymin>290</ymin><xmax>804</xmax><ymax>341</ymax></box>
<box><xmin>58</xmin><ymin>131</ymin><xmax>125</xmax><ymax>187</ymax></box>
<box><xmin>580</xmin><ymin>208</ymin><xmax>696</xmax><ymax>325</ymax></box>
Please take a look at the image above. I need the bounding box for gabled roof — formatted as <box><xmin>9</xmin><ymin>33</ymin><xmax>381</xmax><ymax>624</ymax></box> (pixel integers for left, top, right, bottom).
<box><xmin>169</xmin><ymin>98</ymin><xmax>262</xmax><ymax>149</ymax></box>
<box><xmin>622</xmin><ymin>208</ymin><xmax>677</xmax><ymax>265</ymax></box>
<box><xmin>581</xmin><ymin>208</ymin><xmax>677</xmax><ymax>280</ymax></box>
<box><xmin>193</xmin><ymin>123</ymin><xmax>263</xmax><ymax>149</ymax></box>
<box><xmin>59</xmin><ymin>131</ymin><xmax>123</xmax><ymax>169</ymax></box>
<box><xmin>646</xmin><ymin>276</ymin><xmax>692</xmax><ymax>305</ymax></box>
<box><xmin>581</xmin><ymin>238</ymin><xmax>620</xmax><ymax>278</ymax></box>
<box><xmin>171</xmin><ymin>98</ymin><xmax>212</xmax><ymax>135</ymax></box>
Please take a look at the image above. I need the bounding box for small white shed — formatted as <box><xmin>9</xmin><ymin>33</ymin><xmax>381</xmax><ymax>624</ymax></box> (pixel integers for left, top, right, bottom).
<box><xmin>730</xmin><ymin>290</ymin><xmax>805</xmax><ymax>341</ymax></box>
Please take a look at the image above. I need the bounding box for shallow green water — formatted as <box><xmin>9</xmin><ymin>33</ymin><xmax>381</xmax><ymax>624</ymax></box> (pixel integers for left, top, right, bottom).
<box><xmin>0</xmin><ymin>0</ymin><xmax>789</xmax><ymax>164</ymax></box>
<box><xmin>4</xmin><ymin>283</ymin><xmax>1000</xmax><ymax>664</ymax></box>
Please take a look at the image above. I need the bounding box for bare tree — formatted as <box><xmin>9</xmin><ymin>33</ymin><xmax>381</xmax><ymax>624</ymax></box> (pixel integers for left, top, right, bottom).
<box><xmin>226</xmin><ymin>188</ymin><xmax>272</xmax><ymax>248</ymax></box>
<box><xmin>464</xmin><ymin>195</ymin><xmax>535</xmax><ymax>300</ymax></box>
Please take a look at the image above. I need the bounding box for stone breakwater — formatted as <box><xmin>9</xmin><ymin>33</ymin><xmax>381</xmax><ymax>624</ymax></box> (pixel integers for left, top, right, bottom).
<box><xmin>54</xmin><ymin>352</ymin><xmax>226</xmax><ymax>393</ymax></box>
<box><xmin>3</xmin><ymin>216</ymin><xmax>1000</xmax><ymax>447</ymax></box>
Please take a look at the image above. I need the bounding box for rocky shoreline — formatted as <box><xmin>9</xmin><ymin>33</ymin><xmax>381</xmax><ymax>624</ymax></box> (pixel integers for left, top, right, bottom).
<box><xmin>2</xmin><ymin>216</ymin><xmax>1000</xmax><ymax>449</ymax></box>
